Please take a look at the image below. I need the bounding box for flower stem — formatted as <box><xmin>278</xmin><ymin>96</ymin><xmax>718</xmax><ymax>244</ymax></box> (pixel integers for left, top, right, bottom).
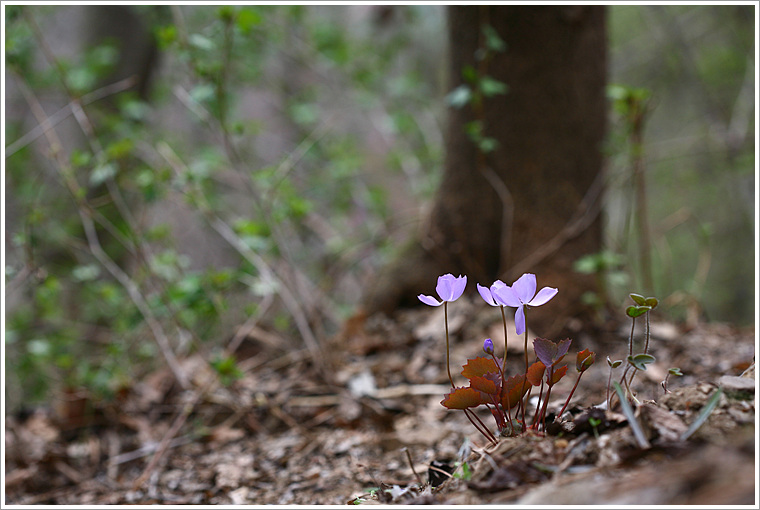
<box><xmin>628</xmin><ymin>311</ymin><xmax>651</xmax><ymax>389</ymax></box>
<box><xmin>444</xmin><ymin>302</ymin><xmax>454</xmax><ymax>388</ymax></box>
<box><xmin>520</xmin><ymin>309</ymin><xmax>529</xmax><ymax>431</ymax></box>
<box><xmin>500</xmin><ymin>306</ymin><xmax>508</xmax><ymax>372</ymax></box>
<box><xmin>558</xmin><ymin>371</ymin><xmax>584</xmax><ymax>419</ymax></box>
<box><xmin>607</xmin><ymin>366</ymin><xmax>614</xmax><ymax>409</ymax></box>
<box><xmin>464</xmin><ymin>408</ymin><xmax>497</xmax><ymax>445</ymax></box>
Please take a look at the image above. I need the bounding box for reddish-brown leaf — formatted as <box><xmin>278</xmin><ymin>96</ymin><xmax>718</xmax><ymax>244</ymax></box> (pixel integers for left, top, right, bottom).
<box><xmin>549</xmin><ymin>364</ymin><xmax>568</xmax><ymax>385</ymax></box>
<box><xmin>440</xmin><ymin>387</ymin><xmax>487</xmax><ymax>409</ymax></box>
<box><xmin>501</xmin><ymin>374</ymin><xmax>529</xmax><ymax>410</ymax></box>
<box><xmin>526</xmin><ymin>361</ymin><xmax>546</xmax><ymax>386</ymax></box>
<box><xmin>470</xmin><ymin>374</ymin><xmax>500</xmax><ymax>395</ymax></box>
<box><xmin>461</xmin><ymin>357</ymin><xmax>500</xmax><ymax>379</ymax></box>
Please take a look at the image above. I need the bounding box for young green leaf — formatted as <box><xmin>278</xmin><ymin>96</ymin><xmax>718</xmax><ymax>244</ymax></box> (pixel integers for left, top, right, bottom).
<box><xmin>626</xmin><ymin>305</ymin><xmax>651</xmax><ymax>318</ymax></box>
<box><xmin>629</xmin><ymin>293</ymin><xmax>648</xmax><ymax>306</ymax></box>
<box><xmin>627</xmin><ymin>353</ymin><xmax>656</xmax><ymax>371</ymax></box>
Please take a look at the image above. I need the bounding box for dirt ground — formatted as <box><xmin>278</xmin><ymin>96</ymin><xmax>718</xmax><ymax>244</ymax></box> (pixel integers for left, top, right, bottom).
<box><xmin>4</xmin><ymin>298</ymin><xmax>757</xmax><ymax>505</ymax></box>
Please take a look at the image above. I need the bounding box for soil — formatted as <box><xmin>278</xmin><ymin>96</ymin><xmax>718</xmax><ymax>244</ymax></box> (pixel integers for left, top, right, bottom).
<box><xmin>4</xmin><ymin>298</ymin><xmax>756</xmax><ymax>505</ymax></box>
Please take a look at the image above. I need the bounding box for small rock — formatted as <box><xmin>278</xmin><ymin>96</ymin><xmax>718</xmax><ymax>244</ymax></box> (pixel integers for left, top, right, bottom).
<box><xmin>717</xmin><ymin>375</ymin><xmax>755</xmax><ymax>399</ymax></box>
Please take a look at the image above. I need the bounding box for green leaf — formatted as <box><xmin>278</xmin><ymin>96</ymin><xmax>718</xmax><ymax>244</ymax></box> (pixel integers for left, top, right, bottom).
<box><xmin>612</xmin><ymin>382</ymin><xmax>650</xmax><ymax>449</ymax></box>
<box><xmin>680</xmin><ymin>388</ymin><xmax>722</xmax><ymax>441</ymax></box>
<box><xmin>482</xmin><ymin>25</ymin><xmax>506</xmax><ymax>53</ymax></box>
<box><xmin>446</xmin><ymin>85</ymin><xmax>471</xmax><ymax>108</ymax></box>
<box><xmin>626</xmin><ymin>305</ymin><xmax>651</xmax><ymax>318</ymax></box>
<box><xmin>629</xmin><ymin>293</ymin><xmax>647</xmax><ymax>306</ymax></box>
<box><xmin>627</xmin><ymin>353</ymin><xmax>656</xmax><ymax>371</ymax></box>
<box><xmin>668</xmin><ymin>367</ymin><xmax>683</xmax><ymax>376</ymax></box>
<box><xmin>606</xmin><ymin>356</ymin><xmax>623</xmax><ymax>369</ymax></box>
<box><xmin>90</xmin><ymin>162</ymin><xmax>117</xmax><ymax>186</ymax></box>
<box><xmin>236</xmin><ymin>8</ymin><xmax>262</xmax><ymax>33</ymax></box>
<box><xmin>189</xmin><ymin>33</ymin><xmax>215</xmax><ymax>51</ymax></box>
<box><xmin>644</xmin><ymin>296</ymin><xmax>659</xmax><ymax>309</ymax></box>
<box><xmin>479</xmin><ymin>76</ymin><xmax>508</xmax><ymax>97</ymax></box>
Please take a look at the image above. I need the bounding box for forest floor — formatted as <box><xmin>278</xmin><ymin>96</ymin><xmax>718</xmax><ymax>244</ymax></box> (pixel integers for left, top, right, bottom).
<box><xmin>5</xmin><ymin>298</ymin><xmax>757</xmax><ymax>505</ymax></box>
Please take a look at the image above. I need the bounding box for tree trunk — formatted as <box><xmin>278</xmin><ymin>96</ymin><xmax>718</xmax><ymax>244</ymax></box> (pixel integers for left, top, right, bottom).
<box><xmin>363</xmin><ymin>6</ymin><xmax>607</xmax><ymax>337</ymax></box>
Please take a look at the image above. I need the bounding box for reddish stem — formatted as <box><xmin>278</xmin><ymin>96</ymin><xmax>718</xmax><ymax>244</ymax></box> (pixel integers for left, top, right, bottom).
<box><xmin>558</xmin><ymin>371</ymin><xmax>585</xmax><ymax>419</ymax></box>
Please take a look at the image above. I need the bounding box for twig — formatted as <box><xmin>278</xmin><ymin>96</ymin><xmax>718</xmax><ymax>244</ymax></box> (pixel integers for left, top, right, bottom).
<box><xmin>16</xmin><ymin>73</ymin><xmax>191</xmax><ymax>391</ymax></box>
<box><xmin>155</xmin><ymin>141</ymin><xmax>329</xmax><ymax>380</ymax></box>
<box><xmin>5</xmin><ymin>76</ymin><xmax>138</xmax><ymax>157</ymax></box>
<box><xmin>402</xmin><ymin>447</ymin><xmax>423</xmax><ymax>486</ymax></box>
<box><xmin>107</xmin><ymin>435</ymin><xmax>193</xmax><ymax>467</ymax></box>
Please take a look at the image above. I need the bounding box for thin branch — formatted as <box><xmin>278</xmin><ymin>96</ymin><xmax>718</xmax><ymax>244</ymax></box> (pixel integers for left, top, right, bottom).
<box><xmin>15</xmin><ymin>72</ymin><xmax>190</xmax><ymax>391</ymax></box>
<box><xmin>5</xmin><ymin>76</ymin><xmax>138</xmax><ymax>157</ymax></box>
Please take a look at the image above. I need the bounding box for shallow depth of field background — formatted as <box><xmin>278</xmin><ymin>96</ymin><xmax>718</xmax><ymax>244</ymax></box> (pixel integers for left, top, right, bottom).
<box><xmin>4</xmin><ymin>5</ymin><xmax>755</xmax><ymax>412</ymax></box>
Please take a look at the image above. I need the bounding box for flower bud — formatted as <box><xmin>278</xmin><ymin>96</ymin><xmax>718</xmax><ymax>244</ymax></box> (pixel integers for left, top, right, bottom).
<box><xmin>483</xmin><ymin>338</ymin><xmax>494</xmax><ymax>355</ymax></box>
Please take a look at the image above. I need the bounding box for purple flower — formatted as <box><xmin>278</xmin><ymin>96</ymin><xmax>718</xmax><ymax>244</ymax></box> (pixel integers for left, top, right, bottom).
<box><xmin>418</xmin><ymin>273</ymin><xmax>467</xmax><ymax>307</ymax></box>
<box><xmin>483</xmin><ymin>338</ymin><xmax>494</xmax><ymax>355</ymax></box>
<box><xmin>493</xmin><ymin>273</ymin><xmax>557</xmax><ymax>335</ymax></box>
<box><xmin>476</xmin><ymin>280</ymin><xmax>510</xmax><ymax>307</ymax></box>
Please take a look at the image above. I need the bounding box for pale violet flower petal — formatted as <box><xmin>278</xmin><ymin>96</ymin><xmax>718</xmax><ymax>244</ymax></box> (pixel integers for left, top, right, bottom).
<box><xmin>529</xmin><ymin>287</ymin><xmax>558</xmax><ymax>307</ymax></box>
<box><xmin>451</xmin><ymin>275</ymin><xmax>467</xmax><ymax>301</ymax></box>
<box><xmin>514</xmin><ymin>305</ymin><xmax>526</xmax><ymax>336</ymax></box>
<box><xmin>477</xmin><ymin>284</ymin><xmax>497</xmax><ymax>306</ymax></box>
<box><xmin>493</xmin><ymin>285</ymin><xmax>521</xmax><ymax>308</ymax></box>
<box><xmin>491</xmin><ymin>280</ymin><xmax>507</xmax><ymax>291</ymax></box>
<box><xmin>418</xmin><ymin>294</ymin><xmax>443</xmax><ymax>307</ymax></box>
<box><xmin>436</xmin><ymin>274</ymin><xmax>455</xmax><ymax>301</ymax></box>
<box><xmin>512</xmin><ymin>273</ymin><xmax>537</xmax><ymax>304</ymax></box>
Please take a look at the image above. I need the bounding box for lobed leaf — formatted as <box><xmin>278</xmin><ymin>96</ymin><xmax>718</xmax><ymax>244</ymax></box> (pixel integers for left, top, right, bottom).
<box><xmin>526</xmin><ymin>361</ymin><xmax>546</xmax><ymax>386</ymax></box>
<box><xmin>501</xmin><ymin>374</ymin><xmax>529</xmax><ymax>410</ymax></box>
<box><xmin>461</xmin><ymin>357</ymin><xmax>500</xmax><ymax>379</ymax></box>
<box><xmin>533</xmin><ymin>337</ymin><xmax>557</xmax><ymax>367</ymax></box>
<box><xmin>469</xmin><ymin>374</ymin><xmax>500</xmax><ymax>395</ymax></box>
<box><xmin>534</xmin><ymin>337</ymin><xmax>572</xmax><ymax>367</ymax></box>
<box><xmin>441</xmin><ymin>387</ymin><xmax>487</xmax><ymax>410</ymax></box>
<box><xmin>549</xmin><ymin>364</ymin><xmax>568</xmax><ymax>385</ymax></box>
<box><xmin>556</xmin><ymin>338</ymin><xmax>572</xmax><ymax>361</ymax></box>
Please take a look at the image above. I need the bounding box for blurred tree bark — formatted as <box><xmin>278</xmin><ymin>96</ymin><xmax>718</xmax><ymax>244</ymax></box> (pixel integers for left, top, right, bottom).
<box><xmin>363</xmin><ymin>5</ymin><xmax>607</xmax><ymax>337</ymax></box>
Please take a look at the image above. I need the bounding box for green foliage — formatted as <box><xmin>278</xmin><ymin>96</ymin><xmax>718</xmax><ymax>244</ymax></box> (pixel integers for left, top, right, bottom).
<box><xmin>607</xmin><ymin>5</ymin><xmax>754</xmax><ymax>324</ymax></box>
<box><xmin>4</xmin><ymin>5</ymin><xmax>445</xmax><ymax>411</ymax></box>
